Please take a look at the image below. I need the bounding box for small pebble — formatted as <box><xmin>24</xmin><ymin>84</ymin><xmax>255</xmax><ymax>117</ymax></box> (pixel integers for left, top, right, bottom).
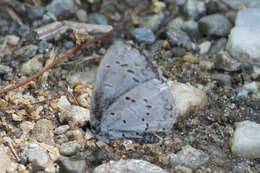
<box><xmin>54</xmin><ymin>125</ymin><xmax>70</xmax><ymax>135</ymax></box>
<box><xmin>208</xmin><ymin>38</ymin><xmax>227</xmax><ymax>57</ymax></box>
<box><xmin>166</xmin><ymin>26</ymin><xmax>194</xmax><ymax>50</ymax></box>
<box><xmin>6</xmin><ymin>35</ymin><xmax>20</xmax><ymax>46</ymax></box>
<box><xmin>47</xmin><ymin>0</ymin><xmax>76</xmax><ymax>17</ymax></box>
<box><xmin>169</xmin><ymin>145</ymin><xmax>209</xmax><ymax>169</ymax></box>
<box><xmin>60</xmin><ymin>142</ymin><xmax>81</xmax><ymax>156</ymax></box>
<box><xmin>184</xmin><ymin>0</ymin><xmax>206</xmax><ymax>19</ymax></box>
<box><xmin>198</xmin><ymin>13</ymin><xmax>231</xmax><ymax>37</ymax></box>
<box><xmin>215</xmin><ymin>51</ymin><xmax>241</xmax><ymax>72</ymax></box>
<box><xmin>130</xmin><ymin>27</ymin><xmax>155</xmax><ymax>44</ymax></box>
<box><xmin>14</xmin><ymin>44</ymin><xmax>38</xmax><ymax>60</ymax></box>
<box><xmin>21</xmin><ymin>57</ymin><xmax>43</xmax><ymax>75</ymax></box>
<box><xmin>199</xmin><ymin>41</ymin><xmax>211</xmax><ymax>55</ymax></box>
<box><xmin>59</xmin><ymin>105</ymin><xmax>90</xmax><ymax>125</ymax></box>
<box><xmin>76</xmin><ymin>9</ymin><xmax>88</xmax><ymax>22</ymax></box>
<box><xmin>88</xmin><ymin>13</ymin><xmax>108</xmax><ymax>25</ymax></box>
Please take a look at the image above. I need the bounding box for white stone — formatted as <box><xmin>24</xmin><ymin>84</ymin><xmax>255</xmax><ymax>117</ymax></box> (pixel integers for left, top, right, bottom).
<box><xmin>168</xmin><ymin>81</ymin><xmax>208</xmax><ymax>117</ymax></box>
<box><xmin>199</xmin><ymin>41</ymin><xmax>211</xmax><ymax>54</ymax></box>
<box><xmin>226</xmin><ymin>7</ymin><xmax>260</xmax><ymax>65</ymax></box>
<box><xmin>59</xmin><ymin>105</ymin><xmax>90</xmax><ymax>125</ymax></box>
<box><xmin>93</xmin><ymin>159</ymin><xmax>168</xmax><ymax>173</ymax></box>
<box><xmin>231</xmin><ymin>121</ymin><xmax>260</xmax><ymax>158</ymax></box>
<box><xmin>58</xmin><ymin>96</ymin><xmax>71</xmax><ymax>109</ymax></box>
<box><xmin>227</xmin><ymin>27</ymin><xmax>260</xmax><ymax>64</ymax></box>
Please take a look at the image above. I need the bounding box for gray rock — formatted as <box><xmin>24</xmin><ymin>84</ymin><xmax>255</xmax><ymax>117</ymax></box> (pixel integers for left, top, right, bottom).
<box><xmin>169</xmin><ymin>145</ymin><xmax>209</xmax><ymax>169</ymax></box>
<box><xmin>206</xmin><ymin>0</ymin><xmax>219</xmax><ymax>14</ymax></box>
<box><xmin>27</xmin><ymin>6</ymin><xmax>46</xmax><ymax>21</ymax></box>
<box><xmin>166</xmin><ymin>26</ymin><xmax>194</xmax><ymax>50</ymax></box>
<box><xmin>93</xmin><ymin>159</ymin><xmax>168</xmax><ymax>173</ymax></box>
<box><xmin>57</xmin><ymin>156</ymin><xmax>87</xmax><ymax>173</ymax></box>
<box><xmin>208</xmin><ymin>38</ymin><xmax>227</xmax><ymax>57</ymax></box>
<box><xmin>184</xmin><ymin>0</ymin><xmax>206</xmax><ymax>19</ymax></box>
<box><xmin>14</xmin><ymin>44</ymin><xmax>38</xmax><ymax>60</ymax></box>
<box><xmin>88</xmin><ymin>13</ymin><xmax>108</xmax><ymax>25</ymax></box>
<box><xmin>215</xmin><ymin>51</ymin><xmax>241</xmax><ymax>71</ymax></box>
<box><xmin>183</xmin><ymin>20</ymin><xmax>199</xmax><ymax>41</ymax></box>
<box><xmin>21</xmin><ymin>143</ymin><xmax>49</xmax><ymax>168</ymax></box>
<box><xmin>139</xmin><ymin>12</ymin><xmax>165</xmax><ymax>32</ymax></box>
<box><xmin>172</xmin><ymin>47</ymin><xmax>186</xmax><ymax>57</ymax></box>
<box><xmin>38</xmin><ymin>40</ymin><xmax>49</xmax><ymax>54</ymax></box>
<box><xmin>59</xmin><ymin>105</ymin><xmax>90</xmax><ymax>125</ymax></box>
<box><xmin>54</xmin><ymin>125</ymin><xmax>70</xmax><ymax>135</ymax></box>
<box><xmin>167</xmin><ymin>17</ymin><xmax>184</xmax><ymax>29</ymax></box>
<box><xmin>60</xmin><ymin>142</ymin><xmax>80</xmax><ymax>156</ymax></box>
<box><xmin>21</xmin><ymin>57</ymin><xmax>43</xmax><ymax>75</ymax></box>
<box><xmin>32</xmin><ymin>119</ymin><xmax>54</xmax><ymax>144</ymax></box>
<box><xmin>199</xmin><ymin>14</ymin><xmax>231</xmax><ymax>37</ymax></box>
<box><xmin>54</xmin><ymin>135</ymin><xmax>69</xmax><ymax>144</ymax></box>
<box><xmin>47</xmin><ymin>0</ymin><xmax>76</xmax><ymax>17</ymax></box>
<box><xmin>130</xmin><ymin>27</ymin><xmax>155</xmax><ymax>44</ymax></box>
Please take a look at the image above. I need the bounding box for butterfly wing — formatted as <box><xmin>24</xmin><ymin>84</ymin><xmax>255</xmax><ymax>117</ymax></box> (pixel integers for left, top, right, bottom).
<box><xmin>91</xmin><ymin>40</ymin><xmax>159</xmax><ymax>126</ymax></box>
<box><xmin>99</xmin><ymin>79</ymin><xmax>177</xmax><ymax>139</ymax></box>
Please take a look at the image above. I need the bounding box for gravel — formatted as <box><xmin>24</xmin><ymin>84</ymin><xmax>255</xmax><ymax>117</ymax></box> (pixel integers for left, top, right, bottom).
<box><xmin>1</xmin><ymin>0</ymin><xmax>260</xmax><ymax>172</ymax></box>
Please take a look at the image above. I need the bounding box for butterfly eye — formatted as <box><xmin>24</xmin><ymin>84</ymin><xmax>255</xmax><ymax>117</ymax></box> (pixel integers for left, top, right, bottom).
<box><xmin>110</xmin><ymin>112</ymin><xmax>115</xmax><ymax>116</ymax></box>
<box><xmin>123</xmin><ymin>120</ymin><xmax>126</xmax><ymax>124</ymax></box>
<box><xmin>146</xmin><ymin>113</ymin><xmax>150</xmax><ymax>116</ymax></box>
<box><xmin>106</xmin><ymin>65</ymin><xmax>111</xmax><ymax>68</ymax></box>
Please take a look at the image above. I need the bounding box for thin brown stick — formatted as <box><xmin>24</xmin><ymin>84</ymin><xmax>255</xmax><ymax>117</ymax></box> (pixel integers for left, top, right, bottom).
<box><xmin>7</xmin><ymin>141</ymin><xmax>21</xmax><ymax>162</ymax></box>
<box><xmin>0</xmin><ymin>25</ymin><xmax>120</xmax><ymax>95</ymax></box>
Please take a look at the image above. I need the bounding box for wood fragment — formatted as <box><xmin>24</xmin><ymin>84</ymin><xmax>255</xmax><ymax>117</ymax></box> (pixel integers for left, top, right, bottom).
<box><xmin>7</xmin><ymin>141</ymin><xmax>21</xmax><ymax>162</ymax></box>
<box><xmin>33</xmin><ymin>21</ymin><xmax>113</xmax><ymax>41</ymax></box>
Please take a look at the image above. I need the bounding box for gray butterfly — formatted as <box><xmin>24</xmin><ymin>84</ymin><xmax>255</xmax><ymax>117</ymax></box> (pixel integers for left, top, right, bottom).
<box><xmin>91</xmin><ymin>40</ymin><xmax>177</xmax><ymax>140</ymax></box>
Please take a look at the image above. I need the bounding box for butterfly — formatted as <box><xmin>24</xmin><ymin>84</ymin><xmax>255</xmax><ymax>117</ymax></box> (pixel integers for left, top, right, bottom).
<box><xmin>90</xmin><ymin>40</ymin><xmax>177</xmax><ymax>141</ymax></box>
